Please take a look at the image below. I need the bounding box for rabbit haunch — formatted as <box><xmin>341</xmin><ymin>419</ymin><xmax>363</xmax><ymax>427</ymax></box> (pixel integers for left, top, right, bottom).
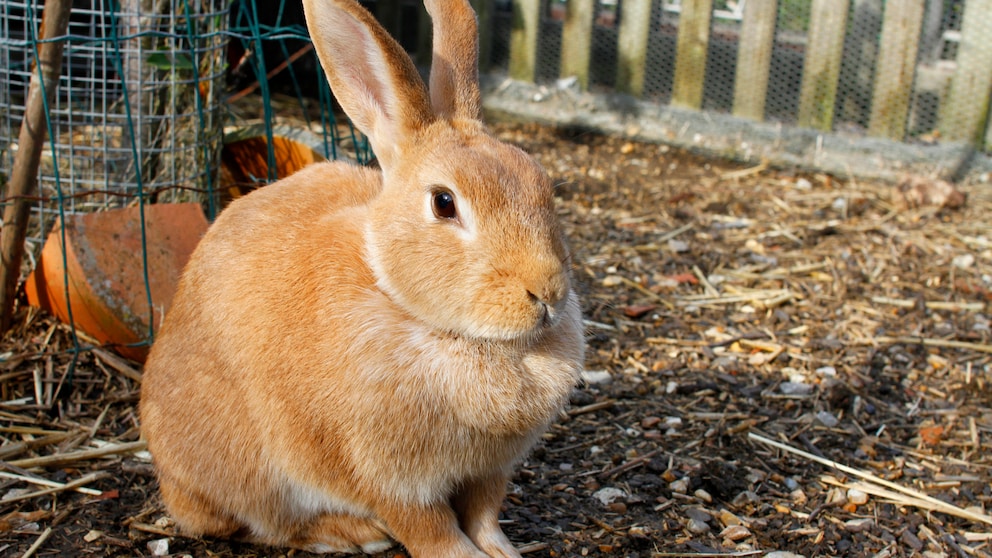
<box><xmin>139</xmin><ymin>0</ymin><xmax>584</xmax><ymax>555</ymax></box>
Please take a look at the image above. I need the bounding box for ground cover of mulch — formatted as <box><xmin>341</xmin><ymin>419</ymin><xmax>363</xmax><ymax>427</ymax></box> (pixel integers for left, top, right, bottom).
<box><xmin>0</xmin><ymin>121</ymin><xmax>989</xmax><ymax>557</ymax></box>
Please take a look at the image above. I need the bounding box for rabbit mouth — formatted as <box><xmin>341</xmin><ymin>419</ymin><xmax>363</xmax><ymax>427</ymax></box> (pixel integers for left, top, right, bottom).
<box><xmin>537</xmin><ymin>300</ymin><xmax>561</xmax><ymax>329</ymax></box>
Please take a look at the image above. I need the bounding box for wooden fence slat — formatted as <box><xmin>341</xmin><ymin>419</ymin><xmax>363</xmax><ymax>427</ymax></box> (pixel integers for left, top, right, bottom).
<box><xmin>939</xmin><ymin>0</ymin><xmax>992</xmax><ymax>144</ymax></box>
<box><xmin>672</xmin><ymin>0</ymin><xmax>714</xmax><ymax>109</ymax></box>
<box><xmin>561</xmin><ymin>0</ymin><xmax>595</xmax><ymax>90</ymax></box>
<box><xmin>509</xmin><ymin>0</ymin><xmax>540</xmax><ymax>82</ymax></box>
<box><xmin>868</xmin><ymin>0</ymin><xmax>924</xmax><ymax>140</ymax></box>
<box><xmin>797</xmin><ymin>0</ymin><xmax>850</xmax><ymax>131</ymax></box>
<box><xmin>732</xmin><ymin>0</ymin><xmax>777</xmax><ymax>121</ymax></box>
<box><xmin>617</xmin><ymin>0</ymin><xmax>652</xmax><ymax>97</ymax></box>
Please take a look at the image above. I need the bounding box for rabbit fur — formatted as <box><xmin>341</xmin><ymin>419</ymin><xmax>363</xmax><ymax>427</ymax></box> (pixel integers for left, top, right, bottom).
<box><xmin>138</xmin><ymin>0</ymin><xmax>585</xmax><ymax>556</ymax></box>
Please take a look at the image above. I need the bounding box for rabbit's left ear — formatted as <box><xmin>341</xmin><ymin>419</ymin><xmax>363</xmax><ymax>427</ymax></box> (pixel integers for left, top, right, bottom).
<box><xmin>425</xmin><ymin>0</ymin><xmax>483</xmax><ymax>121</ymax></box>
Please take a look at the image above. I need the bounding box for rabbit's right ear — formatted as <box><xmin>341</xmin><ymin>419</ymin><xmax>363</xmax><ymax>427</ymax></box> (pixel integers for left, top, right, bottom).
<box><xmin>303</xmin><ymin>0</ymin><xmax>433</xmax><ymax>168</ymax></box>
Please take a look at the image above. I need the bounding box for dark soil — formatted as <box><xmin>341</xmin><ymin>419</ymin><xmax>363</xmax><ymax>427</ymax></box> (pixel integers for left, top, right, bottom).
<box><xmin>0</xmin><ymin>122</ymin><xmax>989</xmax><ymax>557</ymax></box>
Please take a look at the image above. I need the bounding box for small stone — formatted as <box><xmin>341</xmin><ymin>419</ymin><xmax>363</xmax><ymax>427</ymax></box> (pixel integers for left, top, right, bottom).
<box><xmin>694</xmin><ymin>488</ymin><xmax>713</xmax><ymax>503</ymax></box>
<box><xmin>789</xmin><ymin>488</ymin><xmax>807</xmax><ymax>505</ymax></box>
<box><xmin>628</xmin><ymin>525</ymin><xmax>650</xmax><ymax>538</ymax></box>
<box><xmin>732</xmin><ymin>490</ymin><xmax>760</xmax><ymax>506</ymax></box>
<box><xmin>815</xmin><ymin>366</ymin><xmax>837</xmax><ymax>377</ymax></box>
<box><xmin>147</xmin><ymin>538</ymin><xmax>170</xmax><ymax>556</ymax></box>
<box><xmin>952</xmin><ymin>254</ymin><xmax>975</xmax><ymax>269</ymax></box>
<box><xmin>685</xmin><ymin>507</ymin><xmax>711</xmax><ymax>522</ymax></box>
<box><xmin>795</xmin><ymin>178</ymin><xmax>813</xmax><ymax>190</ymax></box>
<box><xmin>784</xmin><ymin>477</ymin><xmax>799</xmax><ymax>491</ymax></box>
<box><xmin>718</xmin><ymin>509</ymin><xmax>742</xmax><ymax>527</ymax></box>
<box><xmin>665</xmin><ymin>381</ymin><xmax>678</xmax><ymax>394</ymax></box>
<box><xmin>641</xmin><ymin>416</ymin><xmax>662</xmax><ymax>429</ymax></box>
<box><xmin>780</xmin><ymin>381</ymin><xmax>813</xmax><ymax>396</ymax></box>
<box><xmin>670</xmin><ymin>477</ymin><xmax>690</xmax><ymax>494</ymax></box>
<box><xmin>847</xmin><ymin>488</ymin><xmax>868</xmax><ymax>505</ymax></box>
<box><xmin>899</xmin><ymin>529</ymin><xmax>923</xmax><ymax>550</ymax></box>
<box><xmin>593</xmin><ymin>487</ymin><xmax>627</xmax><ymax>506</ymax></box>
<box><xmin>663</xmin><ymin>416</ymin><xmax>683</xmax><ymax>428</ymax></box>
<box><xmin>602</xmin><ymin>275</ymin><xmax>624</xmax><ymax>287</ymax></box>
<box><xmin>687</xmin><ymin>518</ymin><xmax>710</xmax><ymax>534</ymax></box>
<box><xmin>606</xmin><ymin>502</ymin><xmax>627</xmax><ymax>514</ymax></box>
<box><xmin>668</xmin><ymin>239</ymin><xmax>689</xmax><ymax>253</ymax></box>
<box><xmin>845</xmin><ymin>518</ymin><xmax>874</xmax><ymax>533</ymax></box>
<box><xmin>720</xmin><ymin>524</ymin><xmax>751</xmax><ymax>541</ymax></box>
<box><xmin>815</xmin><ymin>410</ymin><xmax>839</xmax><ymax>428</ymax></box>
<box><xmin>580</xmin><ymin>370</ymin><xmax>612</xmax><ymax>385</ymax></box>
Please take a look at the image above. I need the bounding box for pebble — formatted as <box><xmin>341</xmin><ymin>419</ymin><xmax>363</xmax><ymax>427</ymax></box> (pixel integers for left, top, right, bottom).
<box><xmin>641</xmin><ymin>416</ymin><xmax>661</xmax><ymax>428</ymax></box>
<box><xmin>602</xmin><ymin>275</ymin><xmax>624</xmax><ymax>287</ymax></box>
<box><xmin>844</xmin><ymin>518</ymin><xmax>874</xmax><ymax>533</ymax></box>
<box><xmin>670</xmin><ymin>478</ymin><xmax>690</xmax><ymax>494</ymax></box>
<box><xmin>607</xmin><ymin>502</ymin><xmax>627</xmax><ymax>514</ymax></box>
<box><xmin>783</xmin><ymin>477</ymin><xmax>799</xmax><ymax>491</ymax></box>
<box><xmin>732</xmin><ymin>490</ymin><xmax>760</xmax><ymax>506</ymax></box>
<box><xmin>779</xmin><ymin>381</ymin><xmax>813</xmax><ymax>396</ymax></box>
<box><xmin>815</xmin><ymin>410</ymin><xmax>839</xmax><ymax>428</ymax></box>
<box><xmin>718</xmin><ymin>509</ymin><xmax>742</xmax><ymax>527</ymax></box>
<box><xmin>687</xmin><ymin>518</ymin><xmax>710</xmax><ymax>534</ymax></box>
<box><xmin>815</xmin><ymin>366</ymin><xmax>837</xmax><ymax>376</ymax></box>
<box><xmin>720</xmin><ymin>524</ymin><xmax>751</xmax><ymax>541</ymax></box>
<box><xmin>685</xmin><ymin>507</ymin><xmax>711</xmax><ymax>522</ymax></box>
<box><xmin>789</xmin><ymin>488</ymin><xmax>807</xmax><ymax>504</ymax></box>
<box><xmin>592</xmin><ymin>487</ymin><xmax>627</xmax><ymax>506</ymax></box>
<box><xmin>147</xmin><ymin>538</ymin><xmax>170</xmax><ymax>556</ymax></box>
<box><xmin>847</xmin><ymin>488</ymin><xmax>868</xmax><ymax>505</ymax></box>
<box><xmin>580</xmin><ymin>370</ymin><xmax>612</xmax><ymax>385</ymax></box>
<box><xmin>694</xmin><ymin>488</ymin><xmax>713</xmax><ymax>503</ymax></box>
<box><xmin>628</xmin><ymin>525</ymin><xmax>650</xmax><ymax>538</ymax></box>
<box><xmin>900</xmin><ymin>529</ymin><xmax>924</xmax><ymax>550</ymax></box>
<box><xmin>952</xmin><ymin>254</ymin><xmax>975</xmax><ymax>269</ymax></box>
<box><xmin>668</xmin><ymin>239</ymin><xmax>690</xmax><ymax>253</ymax></box>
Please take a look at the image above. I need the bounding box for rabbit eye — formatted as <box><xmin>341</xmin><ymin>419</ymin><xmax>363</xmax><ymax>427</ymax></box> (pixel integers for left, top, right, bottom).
<box><xmin>432</xmin><ymin>189</ymin><xmax>458</xmax><ymax>220</ymax></box>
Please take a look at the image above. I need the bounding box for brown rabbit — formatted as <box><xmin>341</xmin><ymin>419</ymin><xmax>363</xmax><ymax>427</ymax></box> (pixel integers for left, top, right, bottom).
<box><xmin>138</xmin><ymin>0</ymin><xmax>584</xmax><ymax>556</ymax></box>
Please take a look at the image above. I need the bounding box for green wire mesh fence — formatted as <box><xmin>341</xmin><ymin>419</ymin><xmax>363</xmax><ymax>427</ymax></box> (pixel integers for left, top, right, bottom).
<box><xmin>0</xmin><ymin>0</ymin><xmax>369</xmax><ymax>372</ymax></box>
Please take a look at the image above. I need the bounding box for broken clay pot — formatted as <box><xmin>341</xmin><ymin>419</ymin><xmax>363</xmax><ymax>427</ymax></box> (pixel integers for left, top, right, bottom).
<box><xmin>24</xmin><ymin>203</ymin><xmax>208</xmax><ymax>363</ymax></box>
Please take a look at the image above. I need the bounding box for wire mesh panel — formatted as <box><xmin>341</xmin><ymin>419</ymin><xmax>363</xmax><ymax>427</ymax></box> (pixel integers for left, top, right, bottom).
<box><xmin>0</xmin><ymin>0</ymin><xmax>229</xmax><ymax>242</ymax></box>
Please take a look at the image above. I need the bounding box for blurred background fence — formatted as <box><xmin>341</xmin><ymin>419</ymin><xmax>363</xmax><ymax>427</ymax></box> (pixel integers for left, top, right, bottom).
<box><xmin>0</xmin><ymin>0</ymin><xmax>989</xmax><ymax>369</ymax></box>
<box><xmin>491</xmin><ymin>0</ymin><xmax>992</xmax><ymax>146</ymax></box>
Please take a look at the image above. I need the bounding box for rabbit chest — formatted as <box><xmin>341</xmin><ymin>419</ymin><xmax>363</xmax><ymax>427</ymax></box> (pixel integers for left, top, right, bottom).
<box><xmin>262</xmin><ymin>298</ymin><xmax>583</xmax><ymax>505</ymax></box>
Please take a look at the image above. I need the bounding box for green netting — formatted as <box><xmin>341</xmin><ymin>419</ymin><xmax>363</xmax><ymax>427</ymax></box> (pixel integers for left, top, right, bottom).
<box><xmin>0</xmin><ymin>0</ymin><xmax>370</xmax><ymax>368</ymax></box>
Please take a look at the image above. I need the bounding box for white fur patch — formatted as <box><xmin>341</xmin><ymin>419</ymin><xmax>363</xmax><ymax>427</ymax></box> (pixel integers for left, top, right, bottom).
<box><xmin>361</xmin><ymin>539</ymin><xmax>396</xmax><ymax>553</ymax></box>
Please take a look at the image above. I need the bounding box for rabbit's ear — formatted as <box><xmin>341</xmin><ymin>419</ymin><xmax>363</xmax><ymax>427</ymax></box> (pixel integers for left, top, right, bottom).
<box><xmin>425</xmin><ymin>0</ymin><xmax>483</xmax><ymax>121</ymax></box>
<box><xmin>303</xmin><ymin>0</ymin><xmax>433</xmax><ymax>167</ymax></box>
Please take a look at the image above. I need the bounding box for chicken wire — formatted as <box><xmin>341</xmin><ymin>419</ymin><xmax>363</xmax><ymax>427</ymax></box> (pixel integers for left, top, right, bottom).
<box><xmin>488</xmin><ymin>0</ymin><xmax>983</xmax><ymax>147</ymax></box>
<box><xmin>0</xmin><ymin>0</ymin><xmax>229</xmax><ymax>243</ymax></box>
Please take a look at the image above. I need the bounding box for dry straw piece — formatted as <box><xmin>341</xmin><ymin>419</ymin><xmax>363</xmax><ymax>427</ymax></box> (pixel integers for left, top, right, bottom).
<box><xmin>749</xmin><ymin>433</ymin><xmax>992</xmax><ymax>527</ymax></box>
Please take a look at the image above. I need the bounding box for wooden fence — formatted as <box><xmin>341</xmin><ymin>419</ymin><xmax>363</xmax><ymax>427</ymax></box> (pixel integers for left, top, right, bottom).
<box><xmin>489</xmin><ymin>0</ymin><xmax>992</xmax><ymax>148</ymax></box>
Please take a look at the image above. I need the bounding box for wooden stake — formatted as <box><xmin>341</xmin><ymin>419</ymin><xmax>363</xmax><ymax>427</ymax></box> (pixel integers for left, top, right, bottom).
<box><xmin>0</xmin><ymin>0</ymin><xmax>74</xmax><ymax>333</ymax></box>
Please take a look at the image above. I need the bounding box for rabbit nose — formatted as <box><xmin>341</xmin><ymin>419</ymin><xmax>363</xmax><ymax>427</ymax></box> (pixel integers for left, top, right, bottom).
<box><xmin>526</xmin><ymin>270</ymin><xmax>568</xmax><ymax>309</ymax></box>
